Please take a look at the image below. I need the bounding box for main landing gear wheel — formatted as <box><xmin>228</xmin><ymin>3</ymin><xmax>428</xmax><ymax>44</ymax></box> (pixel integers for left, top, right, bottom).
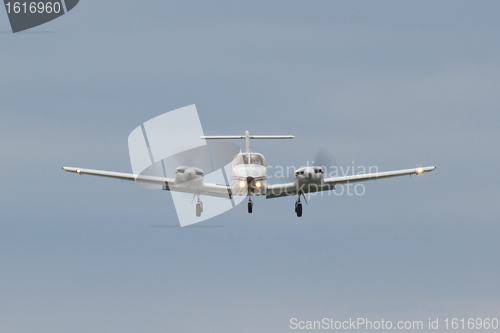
<box><xmin>295</xmin><ymin>202</ymin><xmax>302</xmax><ymax>217</ymax></box>
<box><xmin>295</xmin><ymin>193</ymin><xmax>304</xmax><ymax>217</ymax></box>
<box><xmin>248</xmin><ymin>201</ymin><xmax>253</xmax><ymax>213</ymax></box>
<box><xmin>196</xmin><ymin>201</ymin><xmax>203</xmax><ymax>217</ymax></box>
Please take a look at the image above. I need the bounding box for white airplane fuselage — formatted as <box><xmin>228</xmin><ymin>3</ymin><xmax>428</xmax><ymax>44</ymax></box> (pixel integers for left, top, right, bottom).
<box><xmin>230</xmin><ymin>152</ymin><xmax>268</xmax><ymax>197</ymax></box>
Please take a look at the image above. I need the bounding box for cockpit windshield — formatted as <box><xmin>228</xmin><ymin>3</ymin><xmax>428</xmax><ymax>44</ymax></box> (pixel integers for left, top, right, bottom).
<box><xmin>232</xmin><ymin>153</ymin><xmax>267</xmax><ymax>166</ymax></box>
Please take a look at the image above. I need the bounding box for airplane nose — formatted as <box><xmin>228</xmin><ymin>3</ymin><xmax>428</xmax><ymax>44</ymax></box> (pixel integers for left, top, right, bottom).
<box><xmin>304</xmin><ymin>167</ymin><xmax>314</xmax><ymax>178</ymax></box>
<box><xmin>184</xmin><ymin>167</ymin><xmax>196</xmax><ymax>180</ymax></box>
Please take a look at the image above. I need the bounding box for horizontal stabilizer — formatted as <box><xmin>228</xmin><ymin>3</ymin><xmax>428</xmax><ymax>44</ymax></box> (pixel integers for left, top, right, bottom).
<box><xmin>201</xmin><ymin>135</ymin><xmax>294</xmax><ymax>139</ymax></box>
<box><xmin>201</xmin><ymin>130</ymin><xmax>294</xmax><ymax>153</ymax></box>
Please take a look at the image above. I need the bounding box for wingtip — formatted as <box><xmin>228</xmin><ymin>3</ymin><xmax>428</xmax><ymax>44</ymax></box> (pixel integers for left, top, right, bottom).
<box><xmin>62</xmin><ymin>167</ymin><xmax>80</xmax><ymax>173</ymax></box>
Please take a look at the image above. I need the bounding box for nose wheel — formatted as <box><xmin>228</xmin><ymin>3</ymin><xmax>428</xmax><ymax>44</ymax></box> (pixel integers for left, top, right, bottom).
<box><xmin>248</xmin><ymin>198</ymin><xmax>253</xmax><ymax>213</ymax></box>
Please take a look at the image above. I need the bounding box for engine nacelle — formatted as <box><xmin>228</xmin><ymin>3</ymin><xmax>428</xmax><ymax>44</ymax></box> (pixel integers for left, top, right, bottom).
<box><xmin>294</xmin><ymin>166</ymin><xmax>324</xmax><ymax>186</ymax></box>
<box><xmin>174</xmin><ymin>166</ymin><xmax>205</xmax><ymax>185</ymax></box>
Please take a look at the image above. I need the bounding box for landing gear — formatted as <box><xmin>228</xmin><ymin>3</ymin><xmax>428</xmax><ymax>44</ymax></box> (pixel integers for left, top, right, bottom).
<box><xmin>196</xmin><ymin>198</ymin><xmax>203</xmax><ymax>217</ymax></box>
<box><xmin>295</xmin><ymin>195</ymin><xmax>304</xmax><ymax>217</ymax></box>
<box><xmin>295</xmin><ymin>201</ymin><xmax>302</xmax><ymax>217</ymax></box>
<box><xmin>248</xmin><ymin>198</ymin><xmax>253</xmax><ymax>213</ymax></box>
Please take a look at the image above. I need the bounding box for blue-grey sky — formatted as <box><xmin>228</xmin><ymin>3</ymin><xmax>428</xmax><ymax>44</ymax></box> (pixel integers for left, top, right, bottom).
<box><xmin>1</xmin><ymin>1</ymin><xmax>499</xmax><ymax>332</ymax></box>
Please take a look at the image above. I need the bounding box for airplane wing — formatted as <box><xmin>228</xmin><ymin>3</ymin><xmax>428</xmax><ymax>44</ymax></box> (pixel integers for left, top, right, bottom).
<box><xmin>62</xmin><ymin>167</ymin><xmax>232</xmax><ymax>199</ymax></box>
<box><xmin>266</xmin><ymin>166</ymin><xmax>436</xmax><ymax>199</ymax></box>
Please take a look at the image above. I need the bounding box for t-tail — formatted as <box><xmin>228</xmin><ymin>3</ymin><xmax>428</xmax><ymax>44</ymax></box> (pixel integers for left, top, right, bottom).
<box><xmin>201</xmin><ymin>130</ymin><xmax>294</xmax><ymax>153</ymax></box>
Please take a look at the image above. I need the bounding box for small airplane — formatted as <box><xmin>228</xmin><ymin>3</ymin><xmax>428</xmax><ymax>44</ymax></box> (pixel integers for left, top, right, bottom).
<box><xmin>63</xmin><ymin>131</ymin><xmax>435</xmax><ymax>217</ymax></box>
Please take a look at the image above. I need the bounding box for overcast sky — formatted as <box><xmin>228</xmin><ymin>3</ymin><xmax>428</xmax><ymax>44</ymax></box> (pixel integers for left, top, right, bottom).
<box><xmin>1</xmin><ymin>1</ymin><xmax>499</xmax><ymax>332</ymax></box>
